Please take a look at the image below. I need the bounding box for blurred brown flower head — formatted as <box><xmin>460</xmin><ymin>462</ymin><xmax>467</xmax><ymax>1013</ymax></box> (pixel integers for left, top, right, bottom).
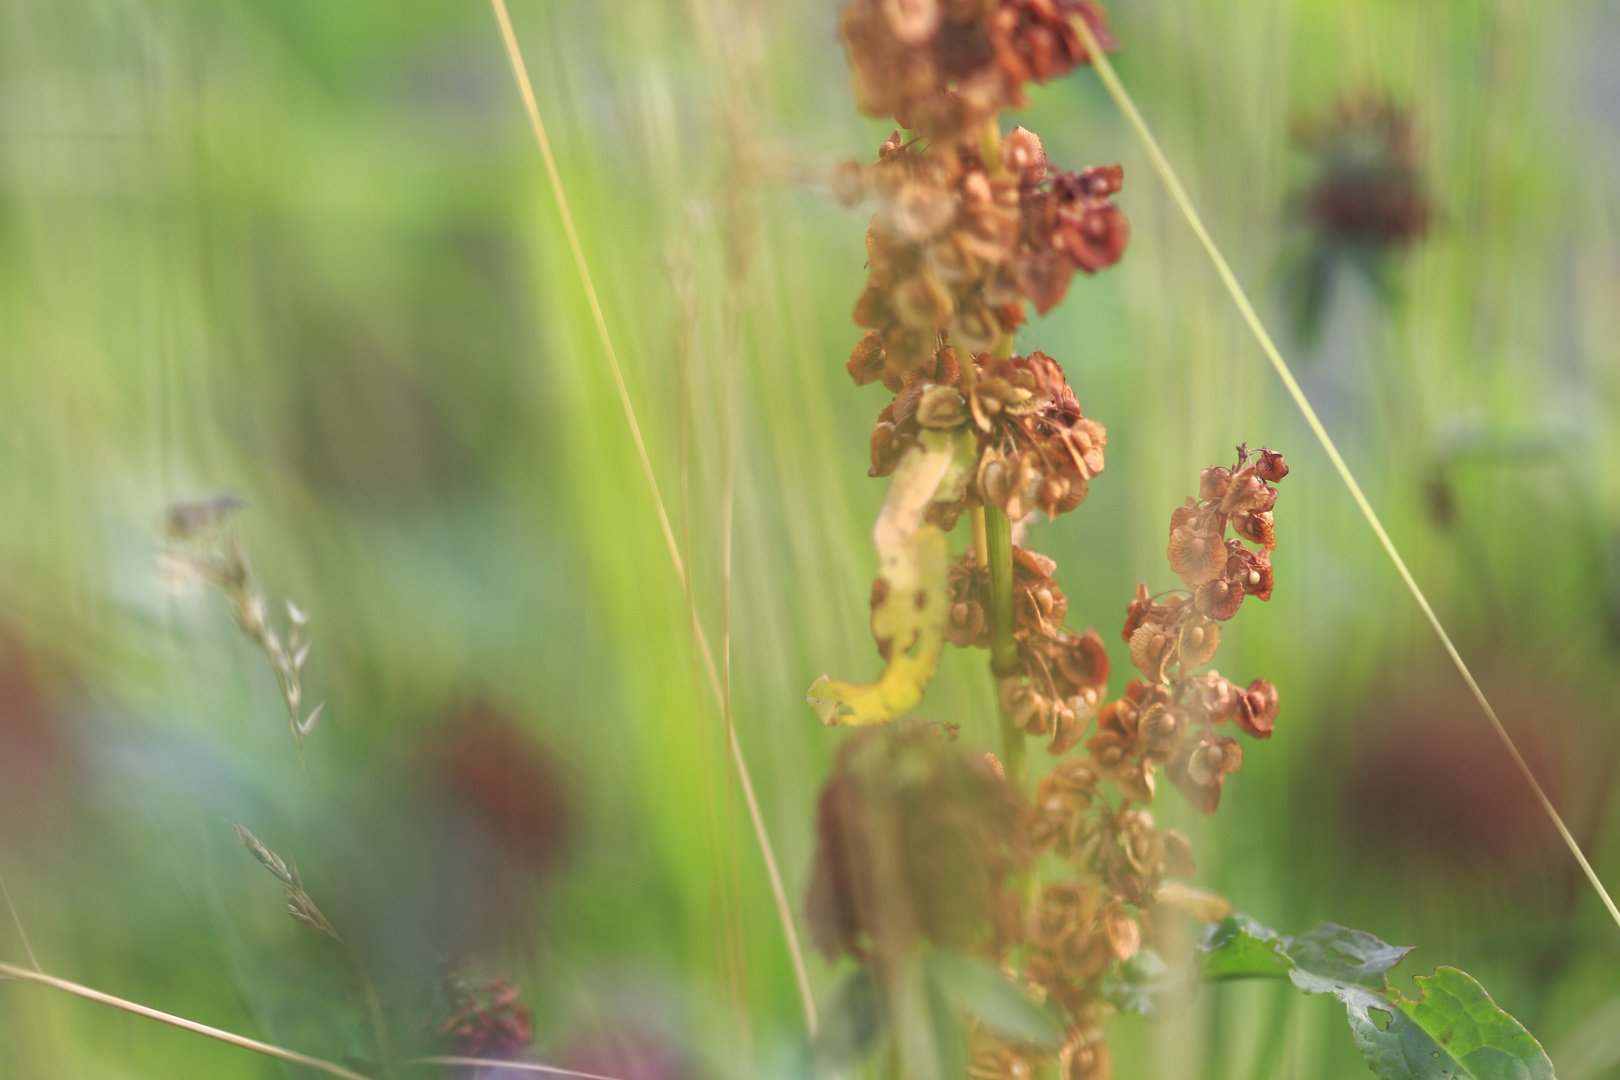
<box><xmin>438</xmin><ymin>971</ymin><xmax>533</xmax><ymax>1059</ymax></box>
<box><xmin>1283</xmin><ymin>94</ymin><xmax>1433</xmax><ymax>341</ymax></box>
<box><xmin>427</xmin><ymin>698</ymin><xmax>572</xmax><ymax>880</ymax></box>
<box><xmin>806</xmin><ymin>720</ymin><xmax>1027</xmax><ymax>962</ymax></box>
<box><xmin>407</xmin><ymin>698</ymin><xmax>574</xmax><ymax>956</ymax></box>
<box><xmin>1295</xmin><ymin>95</ymin><xmax>1431</xmax><ymax>249</ymax></box>
<box><xmin>0</xmin><ymin>633</ymin><xmax>75</xmax><ymax>830</ymax></box>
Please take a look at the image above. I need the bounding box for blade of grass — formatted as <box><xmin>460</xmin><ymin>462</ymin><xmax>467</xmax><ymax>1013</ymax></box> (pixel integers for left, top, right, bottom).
<box><xmin>0</xmin><ymin>871</ymin><xmax>40</xmax><ymax>972</ymax></box>
<box><xmin>1068</xmin><ymin>12</ymin><xmax>1620</xmax><ymax>935</ymax></box>
<box><xmin>487</xmin><ymin>0</ymin><xmax>818</xmax><ymax>1034</ymax></box>
<box><xmin>668</xmin><ymin>224</ymin><xmax>748</xmax><ymax>1056</ymax></box>
<box><xmin>722</xmin><ymin>276</ymin><xmax>752</xmax><ymax>1061</ymax></box>
<box><xmin>0</xmin><ymin>960</ymin><xmax>373</xmax><ymax>1080</ymax></box>
<box><xmin>664</xmin><ymin>233</ymin><xmax>735</xmax><ymax>1049</ymax></box>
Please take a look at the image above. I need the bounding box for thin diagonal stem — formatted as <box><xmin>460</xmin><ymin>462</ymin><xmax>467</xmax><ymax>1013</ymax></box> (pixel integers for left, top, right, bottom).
<box><xmin>487</xmin><ymin>0</ymin><xmax>818</xmax><ymax>1032</ymax></box>
<box><xmin>1069</xmin><ymin>13</ymin><xmax>1620</xmax><ymax>934</ymax></box>
<box><xmin>0</xmin><ymin>871</ymin><xmax>40</xmax><ymax>972</ymax></box>
<box><xmin>0</xmin><ymin>961</ymin><xmax>372</xmax><ymax>1080</ymax></box>
<box><xmin>410</xmin><ymin>1058</ymin><xmax>625</xmax><ymax>1080</ymax></box>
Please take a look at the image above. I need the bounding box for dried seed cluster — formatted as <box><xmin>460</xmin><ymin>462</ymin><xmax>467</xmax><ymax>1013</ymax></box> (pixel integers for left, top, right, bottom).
<box><xmin>978</xmin><ymin>450</ymin><xmax>1286</xmax><ymax>1078</ymax></box>
<box><xmin>946</xmin><ymin>543</ymin><xmax>1110</xmax><ymax>756</ymax></box>
<box><xmin>818</xmin><ymin>4</ymin><xmax>1293</xmax><ymax>1075</ymax></box>
<box><xmin>843</xmin><ymin>148</ymin><xmax>1120</xmax><ymax>527</ymax></box>
<box><xmin>840</xmin><ymin>137</ymin><xmax>1127</xmax><ymax>391</ymax></box>
<box><xmin>835</xmin><ymin>0</ymin><xmax>1124</xmax><ymax>531</ymax></box>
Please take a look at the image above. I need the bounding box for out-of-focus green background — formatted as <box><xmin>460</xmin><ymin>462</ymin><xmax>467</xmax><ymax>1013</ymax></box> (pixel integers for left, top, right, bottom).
<box><xmin>2</xmin><ymin>0</ymin><xmax>1619</xmax><ymax>1076</ymax></box>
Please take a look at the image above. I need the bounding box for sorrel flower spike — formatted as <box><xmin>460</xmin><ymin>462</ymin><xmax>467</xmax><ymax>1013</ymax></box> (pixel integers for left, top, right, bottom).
<box><xmin>807</xmin><ymin>427</ymin><xmax>977</xmax><ymax>725</ymax></box>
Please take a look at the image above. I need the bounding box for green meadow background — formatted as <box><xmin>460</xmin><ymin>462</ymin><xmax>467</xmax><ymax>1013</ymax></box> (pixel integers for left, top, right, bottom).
<box><xmin>2</xmin><ymin>0</ymin><xmax>1619</xmax><ymax>1076</ymax></box>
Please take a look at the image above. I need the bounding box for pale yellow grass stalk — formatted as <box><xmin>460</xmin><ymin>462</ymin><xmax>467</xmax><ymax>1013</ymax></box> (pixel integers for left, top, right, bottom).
<box><xmin>0</xmin><ymin>960</ymin><xmax>372</xmax><ymax>1080</ymax></box>
<box><xmin>411</xmin><ymin>1057</ymin><xmax>626</xmax><ymax>1079</ymax></box>
<box><xmin>486</xmin><ymin>0</ymin><xmax>818</xmax><ymax>1034</ymax></box>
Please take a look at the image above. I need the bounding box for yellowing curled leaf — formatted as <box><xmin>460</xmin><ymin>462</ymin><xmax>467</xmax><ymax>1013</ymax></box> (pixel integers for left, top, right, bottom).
<box><xmin>809</xmin><ymin>429</ymin><xmax>974</xmax><ymax>726</ymax></box>
<box><xmin>1154</xmin><ymin>881</ymin><xmax>1232</xmax><ymax>924</ymax></box>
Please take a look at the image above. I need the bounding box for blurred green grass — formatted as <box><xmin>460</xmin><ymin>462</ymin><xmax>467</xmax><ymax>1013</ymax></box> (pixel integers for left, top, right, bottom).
<box><xmin>2</xmin><ymin>0</ymin><xmax>1619</xmax><ymax>1077</ymax></box>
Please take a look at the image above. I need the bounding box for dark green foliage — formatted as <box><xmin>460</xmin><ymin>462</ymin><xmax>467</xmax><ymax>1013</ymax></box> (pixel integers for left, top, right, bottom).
<box><xmin>925</xmin><ymin>950</ymin><xmax>1063</xmax><ymax>1051</ymax></box>
<box><xmin>807</xmin><ymin>948</ymin><xmax>1062</xmax><ymax>1078</ymax></box>
<box><xmin>1099</xmin><ymin>948</ymin><xmax>1175</xmax><ymax>1018</ymax></box>
<box><xmin>808</xmin><ymin>968</ymin><xmax>885</xmax><ymax>1076</ymax></box>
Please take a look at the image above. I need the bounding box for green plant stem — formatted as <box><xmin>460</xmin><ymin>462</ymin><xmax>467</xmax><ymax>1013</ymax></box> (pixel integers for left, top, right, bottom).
<box><xmin>985</xmin><ymin>504</ymin><xmax>1037</xmax><ymax>920</ymax></box>
<box><xmin>983</xmin><ymin>505</ymin><xmax>1024</xmax><ymax>790</ymax></box>
<box><xmin>352</xmin><ymin>959</ymin><xmax>390</xmax><ymax>1075</ymax></box>
<box><xmin>984</xmin><ymin>507</ymin><xmax>1018</xmax><ymax>677</ymax></box>
<box><xmin>980</xmin><ymin>118</ymin><xmax>1004</xmax><ymax>177</ymax></box>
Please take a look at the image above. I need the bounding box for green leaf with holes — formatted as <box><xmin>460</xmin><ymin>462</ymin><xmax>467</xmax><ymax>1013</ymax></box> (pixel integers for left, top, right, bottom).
<box><xmin>1287</xmin><ymin>922</ymin><xmax>1416</xmax><ymax>995</ymax></box>
<box><xmin>1321</xmin><ymin>967</ymin><xmax>1554</xmax><ymax>1080</ymax></box>
<box><xmin>1199</xmin><ymin>915</ymin><xmax>1556</xmax><ymax>1080</ymax></box>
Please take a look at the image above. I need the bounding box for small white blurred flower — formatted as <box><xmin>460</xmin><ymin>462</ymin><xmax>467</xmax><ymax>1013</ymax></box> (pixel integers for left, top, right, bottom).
<box><xmin>157</xmin><ymin>552</ymin><xmax>206</xmax><ymax>597</ymax></box>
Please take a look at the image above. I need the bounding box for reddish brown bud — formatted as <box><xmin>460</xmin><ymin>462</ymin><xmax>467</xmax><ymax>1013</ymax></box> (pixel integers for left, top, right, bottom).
<box><xmin>1199</xmin><ymin>466</ymin><xmax>1232</xmax><ymax>501</ymax></box>
<box><xmin>1255</xmin><ymin>447</ymin><xmax>1289</xmax><ymax>481</ymax></box>
<box><xmin>1170</xmin><ymin>733</ymin><xmax>1242</xmax><ymax>812</ymax></box>
<box><xmin>1121</xmin><ymin>582</ymin><xmax>1156</xmax><ymax>643</ymax></box>
<box><xmin>1002</xmin><ymin>125</ymin><xmax>1048</xmax><ymax>183</ymax></box>
<box><xmin>1168</xmin><ymin>525</ymin><xmax>1226</xmax><ymax>587</ymax></box>
<box><xmin>847</xmin><ymin>330</ymin><xmax>888</xmax><ymax>386</ymax></box>
<box><xmin>1219</xmin><ymin>469</ymin><xmax>1272</xmax><ymax>515</ymax></box>
<box><xmin>1054</xmin><ymin>627</ymin><xmax>1110</xmax><ymax>694</ymax></box>
<box><xmin>1162</xmin><ymin>829</ymin><xmax>1196</xmax><ymax>878</ymax></box>
<box><xmin>1231</xmin><ymin>509</ymin><xmax>1277</xmax><ymax>550</ymax></box>
<box><xmin>1227</xmin><ymin>547</ymin><xmax>1274</xmax><ymax>599</ymax></box>
<box><xmin>1176</xmin><ymin>617</ymin><xmax>1220</xmax><ymax>669</ymax></box>
<box><xmin>1194</xmin><ymin>576</ymin><xmax>1244</xmax><ymax>621</ymax></box>
<box><xmin>1233</xmin><ymin>679</ymin><xmax>1279</xmax><ymax>739</ymax></box>
<box><xmin>880</xmin><ymin>0</ymin><xmax>941</xmax><ymax>45</ymax></box>
<box><xmin>1128</xmin><ymin>624</ymin><xmax>1174</xmax><ymax>683</ymax></box>
<box><xmin>1012</xmin><ymin>251</ymin><xmax>1074</xmax><ymax>315</ymax></box>
<box><xmin>892</xmin><ymin>271</ymin><xmax>955</xmax><ymax>329</ymax></box>
<box><xmin>1065</xmin><ymin>1037</ymin><xmax>1113</xmax><ymax>1080</ymax></box>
